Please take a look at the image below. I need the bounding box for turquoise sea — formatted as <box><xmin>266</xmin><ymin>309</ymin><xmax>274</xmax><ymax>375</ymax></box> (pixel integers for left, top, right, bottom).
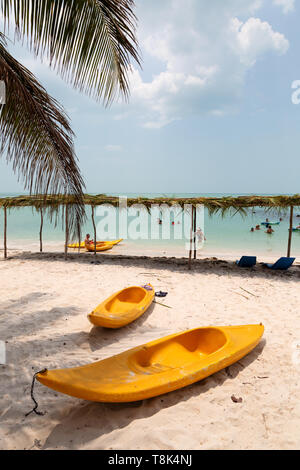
<box><xmin>0</xmin><ymin>193</ymin><xmax>299</xmax><ymax>260</ymax></box>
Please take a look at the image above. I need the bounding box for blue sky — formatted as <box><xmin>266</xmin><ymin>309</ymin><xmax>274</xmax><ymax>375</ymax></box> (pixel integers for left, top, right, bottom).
<box><xmin>0</xmin><ymin>0</ymin><xmax>300</xmax><ymax>194</ymax></box>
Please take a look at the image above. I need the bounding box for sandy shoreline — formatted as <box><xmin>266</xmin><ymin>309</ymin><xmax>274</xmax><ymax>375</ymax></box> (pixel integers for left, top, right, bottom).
<box><xmin>1</xmin><ymin>239</ymin><xmax>299</xmax><ymax>263</ymax></box>
<box><xmin>0</xmin><ymin>251</ymin><xmax>300</xmax><ymax>449</ymax></box>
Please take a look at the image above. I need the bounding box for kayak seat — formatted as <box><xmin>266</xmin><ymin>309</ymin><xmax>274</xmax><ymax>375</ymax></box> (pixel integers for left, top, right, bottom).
<box><xmin>106</xmin><ymin>287</ymin><xmax>147</xmax><ymax>313</ymax></box>
<box><xmin>134</xmin><ymin>328</ymin><xmax>227</xmax><ymax>370</ymax></box>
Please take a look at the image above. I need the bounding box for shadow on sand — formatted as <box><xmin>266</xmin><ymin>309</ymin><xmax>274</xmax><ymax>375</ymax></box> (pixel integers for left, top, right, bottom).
<box><xmin>5</xmin><ymin>250</ymin><xmax>300</xmax><ymax>282</ymax></box>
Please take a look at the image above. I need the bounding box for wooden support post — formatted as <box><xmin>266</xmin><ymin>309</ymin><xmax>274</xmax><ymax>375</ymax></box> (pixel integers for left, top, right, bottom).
<box><xmin>64</xmin><ymin>205</ymin><xmax>69</xmax><ymax>260</ymax></box>
<box><xmin>188</xmin><ymin>207</ymin><xmax>193</xmax><ymax>270</ymax></box>
<box><xmin>287</xmin><ymin>206</ymin><xmax>294</xmax><ymax>258</ymax></box>
<box><xmin>39</xmin><ymin>209</ymin><xmax>44</xmax><ymax>253</ymax></box>
<box><xmin>193</xmin><ymin>205</ymin><xmax>197</xmax><ymax>259</ymax></box>
<box><xmin>91</xmin><ymin>206</ymin><xmax>97</xmax><ymax>256</ymax></box>
<box><xmin>4</xmin><ymin>206</ymin><xmax>7</xmax><ymax>259</ymax></box>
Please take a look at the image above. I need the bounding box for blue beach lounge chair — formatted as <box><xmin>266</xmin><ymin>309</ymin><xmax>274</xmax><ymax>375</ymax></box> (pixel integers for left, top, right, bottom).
<box><xmin>236</xmin><ymin>256</ymin><xmax>257</xmax><ymax>267</ymax></box>
<box><xmin>264</xmin><ymin>257</ymin><xmax>295</xmax><ymax>270</ymax></box>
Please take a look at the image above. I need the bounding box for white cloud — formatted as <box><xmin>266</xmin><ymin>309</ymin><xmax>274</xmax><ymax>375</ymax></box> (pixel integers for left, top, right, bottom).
<box><xmin>231</xmin><ymin>17</ymin><xmax>289</xmax><ymax>66</ymax></box>
<box><xmin>105</xmin><ymin>145</ymin><xmax>122</xmax><ymax>152</ymax></box>
<box><xmin>273</xmin><ymin>0</ymin><xmax>295</xmax><ymax>14</ymax></box>
<box><xmin>124</xmin><ymin>0</ymin><xmax>289</xmax><ymax>128</ymax></box>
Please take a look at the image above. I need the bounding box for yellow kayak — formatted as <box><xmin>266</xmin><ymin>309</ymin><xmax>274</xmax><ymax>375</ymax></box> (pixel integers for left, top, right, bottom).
<box><xmin>67</xmin><ymin>239</ymin><xmax>123</xmax><ymax>249</ymax></box>
<box><xmin>36</xmin><ymin>324</ymin><xmax>264</xmax><ymax>402</ymax></box>
<box><xmin>88</xmin><ymin>284</ymin><xmax>155</xmax><ymax>328</ymax></box>
<box><xmin>85</xmin><ymin>243</ymin><xmax>114</xmax><ymax>252</ymax></box>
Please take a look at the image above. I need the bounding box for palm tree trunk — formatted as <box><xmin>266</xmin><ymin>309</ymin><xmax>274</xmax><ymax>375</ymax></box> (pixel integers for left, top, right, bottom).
<box><xmin>78</xmin><ymin>233</ymin><xmax>81</xmax><ymax>253</ymax></box>
<box><xmin>39</xmin><ymin>208</ymin><xmax>44</xmax><ymax>253</ymax></box>
<box><xmin>287</xmin><ymin>206</ymin><xmax>294</xmax><ymax>257</ymax></box>
<box><xmin>4</xmin><ymin>206</ymin><xmax>7</xmax><ymax>259</ymax></box>
<box><xmin>91</xmin><ymin>206</ymin><xmax>97</xmax><ymax>256</ymax></box>
<box><xmin>65</xmin><ymin>205</ymin><xmax>69</xmax><ymax>260</ymax></box>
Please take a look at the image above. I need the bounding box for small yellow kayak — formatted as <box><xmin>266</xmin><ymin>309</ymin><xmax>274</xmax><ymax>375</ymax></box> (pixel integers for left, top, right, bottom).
<box><xmin>85</xmin><ymin>243</ymin><xmax>114</xmax><ymax>252</ymax></box>
<box><xmin>36</xmin><ymin>324</ymin><xmax>264</xmax><ymax>402</ymax></box>
<box><xmin>102</xmin><ymin>238</ymin><xmax>123</xmax><ymax>246</ymax></box>
<box><xmin>88</xmin><ymin>284</ymin><xmax>155</xmax><ymax>328</ymax></box>
<box><xmin>68</xmin><ymin>239</ymin><xmax>123</xmax><ymax>249</ymax></box>
<box><xmin>67</xmin><ymin>242</ymin><xmax>85</xmax><ymax>249</ymax></box>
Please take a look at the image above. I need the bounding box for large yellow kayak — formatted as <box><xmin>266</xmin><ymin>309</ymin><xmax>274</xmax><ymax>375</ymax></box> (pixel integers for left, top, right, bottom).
<box><xmin>36</xmin><ymin>324</ymin><xmax>264</xmax><ymax>402</ymax></box>
<box><xmin>88</xmin><ymin>284</ymin><xmax>155</xmax><ymax>328</ymax></box>
<box><xmin>85</xmin><ymin>243</ymin><xmax>114</xmax><ymax>252</ymax></box>
<box><xmin>68</xmin><ymin>239</ymin><xmax>123</xmax><ymax>249</ymax></box>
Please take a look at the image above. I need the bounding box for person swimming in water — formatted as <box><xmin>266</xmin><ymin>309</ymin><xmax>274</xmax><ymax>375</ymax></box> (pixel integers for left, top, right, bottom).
<box><xmin>255</xmin><ymin>224</ymin><xmax>260</xmax><ymax>230</ymax></box>
<box><xmin>250</xmin><ymin>227</ymin><xmax>255</xmax><ymax>232</ymax></box>
<box><xmin>266</xmin><ymin>226</ymin><xmax>274</xmax><ymax>234</ymax></box>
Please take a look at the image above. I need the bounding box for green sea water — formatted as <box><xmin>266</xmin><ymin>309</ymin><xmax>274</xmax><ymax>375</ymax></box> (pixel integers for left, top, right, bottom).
<box><xmin>0</xmin><ymin>193</ymin><xmax>299</xmax><ymax>259</ymax></box>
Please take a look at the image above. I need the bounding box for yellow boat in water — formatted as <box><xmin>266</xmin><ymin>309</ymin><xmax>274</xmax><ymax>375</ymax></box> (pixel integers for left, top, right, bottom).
<box><xmin>36</xmin><ymin>324</ymin><xmax>264</xmax><ymax>402</ymax></box>
<box><xmin>67</xmin><ymin>239</ymin><xmax>123</xmax><ymax>249</ymax></box>
<box><xmin>88</xmin><ymin>284</ymin><xmax>155</xmax><ymax>328</ymax></box>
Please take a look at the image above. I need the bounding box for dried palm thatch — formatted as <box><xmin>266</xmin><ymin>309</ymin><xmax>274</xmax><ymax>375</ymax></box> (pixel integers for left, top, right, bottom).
<box><xmin>1</xmin><ymin>193</ymin><xmax>300</xmax><ymax>211</ymax></box>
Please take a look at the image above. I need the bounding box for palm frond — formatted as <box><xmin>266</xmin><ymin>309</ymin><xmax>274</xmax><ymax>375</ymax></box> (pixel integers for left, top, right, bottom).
<box><xmin>0</xmin><ymin>35</ymin><xmax>86</xmax><ymax>235</ymax></box>
<box><xmin>1</xmin><ymin>0</ymin><xmax>141</xmax><ymax>104</ymax></box>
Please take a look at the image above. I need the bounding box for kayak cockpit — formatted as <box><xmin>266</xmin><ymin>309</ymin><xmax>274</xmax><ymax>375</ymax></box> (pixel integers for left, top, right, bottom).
<box><xmin>105</xmin><ymin>287</ymin><xmax>147</xmax><ymax>313</ymax></box>
<box><xmin>132</xmin><ymin>328</ymin><xmax>227</xmax><ymax>370</ymax></box>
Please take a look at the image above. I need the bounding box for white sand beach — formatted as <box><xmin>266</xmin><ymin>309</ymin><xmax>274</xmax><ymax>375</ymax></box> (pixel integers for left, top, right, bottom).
<box><xmin>0</xmin><ymin>250</ymin><xmax>300</xmax><ymax>450</ymax></box>
<box><xmin>2</xmin><ymin>0</ymin><xmax>300</xmax><ymax>453</ymax></box>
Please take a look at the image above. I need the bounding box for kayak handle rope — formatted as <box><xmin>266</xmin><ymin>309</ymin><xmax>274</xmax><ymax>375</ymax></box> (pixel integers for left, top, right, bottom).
<box><xmin>25</xmin><ymin>368</ymin><xmax>48</xmax><ymax>417</ymax></box>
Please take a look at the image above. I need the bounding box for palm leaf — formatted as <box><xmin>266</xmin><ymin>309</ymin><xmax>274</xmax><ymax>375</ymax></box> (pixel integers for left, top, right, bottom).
<box><xmin>1</xmin><ymin>0</ymin><xmax>141</xmax><ymax>104</ymax></box>
<box><xmin>0</xmin><ymin>34</ymin><xmax>85</xmax><ymax>236</ymax></box>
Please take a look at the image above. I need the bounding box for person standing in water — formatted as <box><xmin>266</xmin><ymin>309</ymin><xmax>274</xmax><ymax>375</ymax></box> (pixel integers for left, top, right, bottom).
<box><xmin>196</xmin><ymin>227</ymin><xmax>206</xmax><ymax>243</ymax></box>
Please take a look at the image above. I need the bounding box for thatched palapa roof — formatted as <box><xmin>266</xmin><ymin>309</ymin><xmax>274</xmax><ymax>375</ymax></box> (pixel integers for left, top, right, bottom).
<box><xmin>1</xmin><ymin>193</ymin><xmax>299</xmax><ymax>262</ymax></box>
<box><xmin>0</xmin><ymin>194</ymin><xmax>300</xmax><ymax>215</ymax></box>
